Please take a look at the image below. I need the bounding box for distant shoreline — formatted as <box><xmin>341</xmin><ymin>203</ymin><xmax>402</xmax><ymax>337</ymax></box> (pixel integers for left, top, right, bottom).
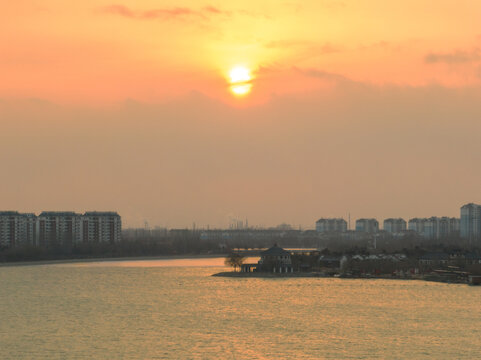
<box><xmin>212</xmin><ymin>271</ymin><xmax>471</xmax><ymax>284</ymax></box>
<box><xmin>0</xmin><ymin>254</ymin><xmax>227</xmax><ymax>267</ymax></box>
<box><xmin>212</xmin><ymin>271</ymin><xmax>330</xmax><ymax>278</ymax></box>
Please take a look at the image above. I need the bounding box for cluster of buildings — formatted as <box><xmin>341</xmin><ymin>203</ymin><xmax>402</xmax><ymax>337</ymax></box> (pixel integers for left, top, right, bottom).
<box><xmin>316</xmin><ymin>203</ymin><xmax>481</xmax><ymax>242</ymax></box>
<box><xmin>239</xmin><ymin>245</ymin><xmax>481</xmax><ymax>281</ymax></box>
<box><xmin>0</xmin><ymin>211</ymin><xmax>121</xmax><ymax>248</ymax></box>
<box><xmin>408</xmin><ymin>217</ymin><xmax>460</xmax><ymax>239</ymax></box>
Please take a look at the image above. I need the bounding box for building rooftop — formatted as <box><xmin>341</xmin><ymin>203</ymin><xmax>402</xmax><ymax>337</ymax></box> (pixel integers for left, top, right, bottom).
<box><xmin>260</xmin><ymin>244</ymin><xmax>291</xmax><ymax>257</ymax></box>
<box><xmin>84</xmin><ymin>212</ymin><xmax>120</xmax><ymax>216</ymax></box>
<box><xmin>419</xmin><ymin>253</ymin><xmax>450</xmax><ymax>261</ymax></box>
<box><xmin>39</xmin><ymin>211</ymin><xmax>81</xmax><ymax>217</ymax></box>
<box><xmin>0</xmin><ymin>211</ymin><xmax>21</xmax><ymax>216</ymax></box>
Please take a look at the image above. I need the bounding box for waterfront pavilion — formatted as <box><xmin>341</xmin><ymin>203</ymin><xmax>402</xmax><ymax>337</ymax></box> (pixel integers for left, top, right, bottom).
<box><xmin>258</xmin><ymin>244</ymin><xmax>293</xmax><ymax>273</ymax></box>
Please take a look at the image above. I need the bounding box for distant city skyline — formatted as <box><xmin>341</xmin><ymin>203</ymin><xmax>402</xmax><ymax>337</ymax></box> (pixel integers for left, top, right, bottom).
<box><xmin>0</xmin><ymin>201</ymin><xmax>476</xmax><ymax>231</ymax></box>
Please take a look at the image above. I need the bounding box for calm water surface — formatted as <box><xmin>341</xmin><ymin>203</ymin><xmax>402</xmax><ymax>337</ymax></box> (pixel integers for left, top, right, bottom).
<box><xmin>1</xmin><ymin>258</ymin><xmax>481</xmax><ymax>359</ymax></box>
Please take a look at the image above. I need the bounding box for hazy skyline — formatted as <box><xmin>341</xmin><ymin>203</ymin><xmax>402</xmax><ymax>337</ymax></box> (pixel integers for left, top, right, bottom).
<box><xmin>2</xmin><ymin>1</ymin><xmax>481</xmax><ymax>227</ymax></box>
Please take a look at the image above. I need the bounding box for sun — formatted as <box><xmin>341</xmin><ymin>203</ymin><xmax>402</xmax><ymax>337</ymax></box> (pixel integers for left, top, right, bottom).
<box><xmin>228</xmin><ymin>66</ymin><xmax>253</xmax><ymax>96</ymax></box>
<box><xmin>229</xmin><ymin>67</ymin><xmax>251</xmax><ymax>83</ymax></box>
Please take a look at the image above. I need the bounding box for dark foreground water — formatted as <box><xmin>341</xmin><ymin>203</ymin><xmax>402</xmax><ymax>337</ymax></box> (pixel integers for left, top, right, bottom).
<box><xmin>1</xmin><ymin>258</ymin><xmax>481</xmax><ymax>359</ymax></box>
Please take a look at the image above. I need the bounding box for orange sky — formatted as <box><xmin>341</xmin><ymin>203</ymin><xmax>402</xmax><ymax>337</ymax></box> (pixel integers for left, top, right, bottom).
<box><xmin>2</xmin><ymin>0</ymin><xmax>481</xmax><ymax>103</ymax></box>
<box><xmin>1</xmin><ymin>1</ymin><xmax>481</xmax><ymax>227</ymax></box>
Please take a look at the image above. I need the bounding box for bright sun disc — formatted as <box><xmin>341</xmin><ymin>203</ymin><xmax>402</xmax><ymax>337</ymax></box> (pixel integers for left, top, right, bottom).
<box><xmin>228</xmin><ymin>66</ymin><xmax>252</xmax><ymax>96</ymax></box>
<box><xmin>229</xmin><ymin>67</ymin><xmax>251</xmax><ymax>83</ymax></box>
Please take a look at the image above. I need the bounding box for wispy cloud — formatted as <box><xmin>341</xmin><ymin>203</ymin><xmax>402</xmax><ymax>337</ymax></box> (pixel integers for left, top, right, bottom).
<box><xmin>264</xmin><ymin>39</ymin><xmax>310</xmax><ymax>49</ymax></box>
<box><xmin>425</xmin><ymin>48</ymin><xmax>480</xmax><ymax>64</ymax></box>
<box><xmin>257</xmin><ymin>65</ymin><xmax>353</xmax><ymax>85</ymax></box>
<box><xmin>265</xmin><ymin>40</ymin><xmax>340</xmax><ymax>54</ymax></box>
<box><xmin>358</xmin><ymin>41</ymin><xmax>391</xmax><ymax>51</ymax></box>
<box><xmin>294</xmin><ymin>67</ymin><xmax>351</xmax><ymax>83</ymax></box>
<box><xmin>102</xmin><ymin>4</ymin><xmax>135</xmax><ymax>18</ymax></box>
<box><xmin>203</xmin><ymin>6</ymin><xmax>223</xmax><ymax>15</ymax></box>
<box><xmin>99</xmin><ymin>4</ymin><xmax>227</xmax><ymax>20</ymax></box>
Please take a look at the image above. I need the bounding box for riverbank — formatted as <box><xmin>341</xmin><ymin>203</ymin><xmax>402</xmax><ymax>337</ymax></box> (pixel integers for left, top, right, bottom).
<box><xmin>212</xmin><ymin>271</ymin><xmax>419</xmax><ymax>280</ymax></box>
<box><xmin>0</xmin><ymin>254</ymin><xmax>227</xmax><ymax>267</ymax></box>
<box><xmin>212</xmin><ymin>271</ymin><xmax>330</xmax><ymax>278</ymax></box>
<box><xmin>212</xmin><ymin>271</ymin><xmax>472</xmax><ymax>284</ymax></box>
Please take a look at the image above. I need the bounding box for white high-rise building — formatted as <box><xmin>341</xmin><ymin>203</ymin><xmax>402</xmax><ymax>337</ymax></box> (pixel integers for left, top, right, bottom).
<box><xmin>0</xmin><ymin>211</ymin><xmax>23</xmax><ymax>247</ymax></box>
<box><xmin>383</xmin><ymin>218</ymin><xmax>407</xmax><ymax>234</ymax></box>
<box><xmin>0</xmin><ymin>210</ymin><xmax>122</xmax><ymax>248</ymax></box>
<box><xmin>408</xmin><ymin>218</ymin><xmax>425</xmax><ymax>234</ymax></box>
<box><xmin>355</xmin><ymin>219</ymin><xmax>379</xmax><ymax>233</ymax></box>
<box><xmin>0</xmin><ymin>211</ymin><xmax>38</xmax><ymax>247</ymax></box>
<box><xmin>82</xmin><ymin>212</ymin><xmax>122</xmax><ymax>243</ymax></box>
<box><xmin>37</xmin><ymin>212</ymin><xmax>83</xmax><ymax>247</ymax></box>
<box><xmin>437</xmin><ymin>217</ymin><xmax>460</xmax><ymax>238</ymax></box>
<box><xmin>460</xmin><ymin>203</ymin><xmax>481</xmax><ymax>241</ymax></box>
<box><xmin>409</xmin><ymin>217</ymin><xmax>460</xmax><ymax>239</ymax></box>
<box><xmin>315</xmin><ymin>218</ymin><xmax>347</xmax><ymax>233</ymax></box>
<box><xmin>24</xmin><ymin>213</ymin><xmax>38</xmax><ymax>246</ymax></box>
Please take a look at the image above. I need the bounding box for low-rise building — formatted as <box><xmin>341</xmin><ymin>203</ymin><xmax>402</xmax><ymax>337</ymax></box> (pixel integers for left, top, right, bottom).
<box><xmin>257</xmin><ymin>244</ymin><xmax>292</xmax><ymax>273</ymax></box>
<box><xmin>319</xmin><ymin>255</ymin><xmax>342</xmax><ymax>269</ymax></box>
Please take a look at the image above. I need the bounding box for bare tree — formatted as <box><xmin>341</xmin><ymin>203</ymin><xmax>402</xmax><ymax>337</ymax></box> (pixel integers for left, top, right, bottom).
<box><xmin>224</xmin><ymin>253</ymin><xmax>245</xmax><ymax>272</ymax></box>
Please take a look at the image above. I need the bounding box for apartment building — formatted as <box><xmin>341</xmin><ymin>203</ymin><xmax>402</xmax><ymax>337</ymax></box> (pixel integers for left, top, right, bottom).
<box><xmin>0</xmin><ymin>211</ymin><xmax>38</xmax><ymax>247</ymax></box>
<box><xmin>37</xmin><ymin>212</ymin><xmax>83</xmax><ymax>246</ymax></box>
<box><xmin>460</xmin><ymin>203</ymin><xmax>481</xmax><ymax>241</ymax></box>
<box><xmin>82</xmin><ymin>212</ymin><xmax>122</xmax><ymax>243</ymax></box>
<box><xmin>316</xmin><ymin>218</ymin><xmax>347</xmax><ymax>233</ymax></box>
<box><xmin>355</xmin><ymin>219</ymin><xmax>379</xmax><ymax>233</ymax></box>
<box><xmin>383</xmin><ymin>218</ymin><xmax>407</xmax><ymax>234</ymax></box>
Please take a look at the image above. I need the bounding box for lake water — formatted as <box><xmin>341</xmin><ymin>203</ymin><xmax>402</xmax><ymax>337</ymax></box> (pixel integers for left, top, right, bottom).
<box><xmin>1</xmin><ymin>258</ymin><xmax>481</xmax><ymax>359</ymax></box>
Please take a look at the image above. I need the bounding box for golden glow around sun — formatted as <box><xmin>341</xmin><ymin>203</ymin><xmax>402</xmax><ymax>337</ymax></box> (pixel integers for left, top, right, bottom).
<box><xmin>231</xmin><ymin>84</ymin><xmax>252</xmax><ymax>95</ymax></box>
<box><xmin>228</xmin><ymin>66</ymin><xmax>252</xmax><ymax>96</ymax></box>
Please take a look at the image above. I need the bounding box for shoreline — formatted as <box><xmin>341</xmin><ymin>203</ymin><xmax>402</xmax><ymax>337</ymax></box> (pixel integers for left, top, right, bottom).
<box><xmin>212</xmin><ymin>271</ymin><xmax>331</xmax><ymax>278</ymax></box>
<box><xmin>0</xmin><ymin>254</ymin><xmax>226</xmax><ymax>267</ymax></box>
<box><xmin>212</xmin><ymin>271</ymin><xmax>471</xmax><ymax>284</ymax></box>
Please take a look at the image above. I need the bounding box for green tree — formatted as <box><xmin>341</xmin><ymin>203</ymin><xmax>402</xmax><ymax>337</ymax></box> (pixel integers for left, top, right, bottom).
<box><xmin>224</xmin><ymin>253</ymin><xmax>245</xmax><ymax>272</ymax></box>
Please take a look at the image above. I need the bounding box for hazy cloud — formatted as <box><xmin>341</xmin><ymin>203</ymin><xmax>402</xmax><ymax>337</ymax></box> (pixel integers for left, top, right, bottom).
<box><xmin>3</xmin><ymin>83</ymin><xmax>481</xmax><ymax>228</ymax></box>
<box><xmin>265</xmin><ymin>40</ymin><xmax>339</xmax><ymax>53</ymax></box>
<box><xmin>265</xmin><ymin>39</ymin><xmax>310</xmax><ymax>49</ymax></box>
<box><xmin>100</xmin><ymin>4</ymin><xmax>226</xmax><ymax>20</ymax></box>
<box><xmin>358</xmin><ymin>41</ymin><xmax>391</xmax><ymax>51</ymax></box>
<box><xmin>425</xmin><ymin>48</ymin><xmax>480</xmax><ymax>64</ymax></box>
<box><xmin>203</xmin><ymin>6</ymin><xmax>223</xmax><ymax>15</ymax></box>
<box><xmin>320</xmin><ymin>0</ymin><xmax>346</xmax><ymax>10</ymax></box>
<box><xmin>294</xmin><ymin>67</ymin><xmax>352</xmax><ymax>83</ymax></box>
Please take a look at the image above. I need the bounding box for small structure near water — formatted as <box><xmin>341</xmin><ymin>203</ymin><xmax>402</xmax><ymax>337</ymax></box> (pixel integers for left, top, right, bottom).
<box><xmin>241</xmin><ymin>244</ymin><xmax>293</xmax><ymax>273</ymax></box>
<box><xmin>468</xmin><ymin>275</ymin><xmax>481</xmax><ymax>285</ymax></box>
